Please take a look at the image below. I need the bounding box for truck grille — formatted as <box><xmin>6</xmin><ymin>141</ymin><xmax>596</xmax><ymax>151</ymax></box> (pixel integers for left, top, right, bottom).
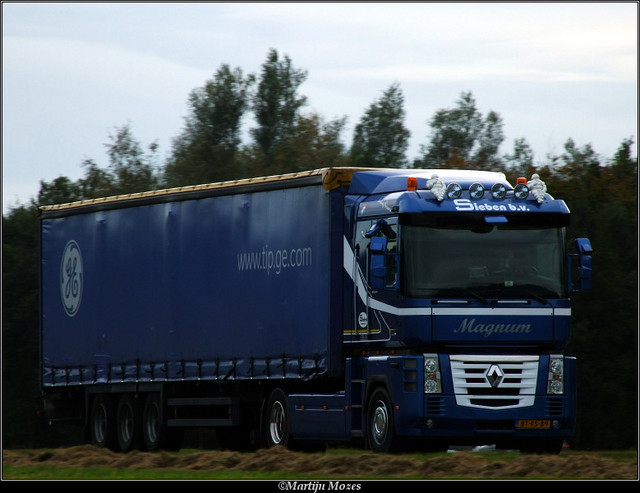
<box><xmin>450</xmin><ymin>355</ymin><xmax>539</xmax><ymax>409</ymax></box>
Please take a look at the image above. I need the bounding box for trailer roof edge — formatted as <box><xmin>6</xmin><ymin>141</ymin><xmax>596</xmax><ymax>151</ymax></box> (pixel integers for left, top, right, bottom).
<box><xmin>39</xmin><ymin>167</ymin><xmax>374</xmax><ymax>216</ymax></box>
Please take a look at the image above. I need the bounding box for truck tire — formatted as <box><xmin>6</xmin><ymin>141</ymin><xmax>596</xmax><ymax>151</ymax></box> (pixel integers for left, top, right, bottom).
<box><xmin>142</xmin><ymin>393</ymin><xmax>162</xmax><ymax>451</ymax></box>
<box><xmin>142</xmin><ymin>392</ymin><xmax>183</xmax><ymax>451</ymax></box>
<box><xmin>264</xmin><ymin>388</ymin><xmax>291</xmax><ymax>448</ymax></box>
<box><xmin>89</xmin><ymin>394</ymin><xmax>116</xmax><ymax>450</ymax></box>
<box><xmin>116</xmin><ymin>394</ymin><xmax>140</xmax><ymax>452</ymax></box>
<box><xmin>366</xmin><ymin>388</ymin><xmax>395</xmax><ymax>453</ymax></box>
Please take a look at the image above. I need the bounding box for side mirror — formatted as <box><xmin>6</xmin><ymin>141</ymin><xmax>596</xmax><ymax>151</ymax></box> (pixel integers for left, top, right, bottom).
<box><xmin>364</xmin><ymin>219</ymin><xmax>397</xmax><ymax>239</ymax></box>
<box><xmin>569</xmin><ymin>238</ymin><xmax>593</xmax><ymax>291</ymax></box>
<box><xmin>369</xmin><ymin>236</ymin><xmax>388</xmax><ymax>290</ymax></box>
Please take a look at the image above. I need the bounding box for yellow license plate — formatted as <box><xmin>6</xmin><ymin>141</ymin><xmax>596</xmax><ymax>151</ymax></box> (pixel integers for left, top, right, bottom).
<box><xmin>518</xmin><ymin>419</ymin><xmax>551</xmax><ymax>429</ymax></box>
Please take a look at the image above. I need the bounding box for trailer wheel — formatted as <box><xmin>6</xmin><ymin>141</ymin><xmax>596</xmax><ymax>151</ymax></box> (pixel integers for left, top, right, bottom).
<box><xmin>142</xmin><ymin>393</ymin><xmax>183</xmax><ymax>451</ymax></box>
<box><xmin>90</xmin><ymin>394</ymin><xmax>116</xmax><ymax>450</ymax></box>
<box><xmin>142</xmin><ymin>393</ymin><xmax>162</xmax><ymax>451</ymax></box>
<box><xmin>366</xmin><ymin>388</ymin><xmax>395</xmax><ymax>453</ymax></box>
<box><xmin>116</xmin><ymin>394</ymin><xmax>140</xmax><ymax>452</ymax></box>
<box><xmin>265</xmin><ymin>388</ymin><xmax>291</xmax><ymax>448</ymax></box>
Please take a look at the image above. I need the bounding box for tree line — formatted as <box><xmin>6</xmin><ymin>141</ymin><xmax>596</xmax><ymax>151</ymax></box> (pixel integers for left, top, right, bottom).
<box><xmin>2</xmin><ymin>48</ymin><xmax>637</xmax><ymax>450</ymax></box>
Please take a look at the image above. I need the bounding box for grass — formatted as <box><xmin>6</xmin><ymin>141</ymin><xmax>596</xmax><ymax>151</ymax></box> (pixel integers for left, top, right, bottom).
<box><xmin>3</xmin><ymin>465</ymin><xmax>310</xmax><ymax>480</ymax></box>
<box><xmin>2</xmin><ymin>447</ymin><xmax>637</xmax><ymax>481</ymax></box>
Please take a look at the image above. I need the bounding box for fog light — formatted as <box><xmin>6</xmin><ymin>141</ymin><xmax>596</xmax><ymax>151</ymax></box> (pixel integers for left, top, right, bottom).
<box><xmin>425</xmin><ymin>379</ymin><xmax>439</xmax><ymax>393</ymax></box>
<box><xmin>549</xmin><ymin>380</ymin><xmax>563</xmax><ymax>394</ymax></box>
<box><xmin>425</xmin><ymin>419</ymin><xmax>435</xmax><ymax>429</ymax></box>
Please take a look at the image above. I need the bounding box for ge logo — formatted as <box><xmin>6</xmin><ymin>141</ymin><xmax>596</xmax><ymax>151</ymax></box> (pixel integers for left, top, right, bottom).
<box><xmin>60</xmin><ymin>240</ymin><xmax>83</xmax><ymax>317</ymax></box>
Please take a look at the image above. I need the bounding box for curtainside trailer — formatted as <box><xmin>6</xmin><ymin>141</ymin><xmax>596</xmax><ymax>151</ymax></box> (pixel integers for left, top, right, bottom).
<box><xmin>39</xmin><ymin>167</ymin><xmax>592</xmax><ymax>453</ymax></box>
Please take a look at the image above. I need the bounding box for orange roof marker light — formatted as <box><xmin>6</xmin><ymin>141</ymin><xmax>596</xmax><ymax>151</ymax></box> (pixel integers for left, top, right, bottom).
<box><xmin>407</xmin><ymin>176</ymin><xmax>418</xmax><ymax>191</ymax></box>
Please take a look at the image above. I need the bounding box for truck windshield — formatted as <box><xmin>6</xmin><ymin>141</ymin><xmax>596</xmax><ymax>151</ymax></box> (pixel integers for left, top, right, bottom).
<box><xmin>402</xmin><ymin>224</ymin><xmax>566</xmax><ymax>299</ymax></box>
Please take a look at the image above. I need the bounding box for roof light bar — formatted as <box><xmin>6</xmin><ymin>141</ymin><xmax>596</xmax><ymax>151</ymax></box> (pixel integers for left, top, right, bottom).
<box><xmin>415</xmin><ymin>172</ymin><xmax>548</xmax><ymax>203</ymax></box>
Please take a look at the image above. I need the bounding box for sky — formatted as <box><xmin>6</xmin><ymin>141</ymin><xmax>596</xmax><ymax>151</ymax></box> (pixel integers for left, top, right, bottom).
<box><xmin>2</xmin><ymin>1</ymin><xmax>637</xmax><ymax>214</ymax></box>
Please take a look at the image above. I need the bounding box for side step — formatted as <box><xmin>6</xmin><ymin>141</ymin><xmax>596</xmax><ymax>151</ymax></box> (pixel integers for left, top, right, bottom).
<box><xmin>350</xmin><ymin>378</ymin><xmax>365</xmax><ymax>437</ymax></box>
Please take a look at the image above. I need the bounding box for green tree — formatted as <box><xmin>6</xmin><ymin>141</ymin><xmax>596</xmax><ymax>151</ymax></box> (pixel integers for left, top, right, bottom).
<box><xmin>415</xmin><ymin>91</ymin><xmax>504</xmax><ymax>170</ymax></box>
<box><xmin>104</xmin><ymin>124</ymin><xmax>160</xmax><ymax>194</ymax></box>
<box><xmin>270</xmin><ymin>112</ymin><xmax>350</xmax><ymax>173</ymax></box>
<box><xmin>37</xmin><ymin>124</ymin><xmax>161</xmax><ymax>206</ymax></box>
<box><xmin>350</xmin><ymin>82</ymin><xmax>410</xmax><ymax>168</ymax></box>
<box><xmin>503</xmin><ymin>137</ymin><xmax>535</xmax><ymax>178</ymax></box>
<box><xmin>251</xmin><ymin>49</ymin><xmax>308</xmax><ymax>168</ymax></box>
<box><xmin>475</xmin><ymin>109</ymin><xmax>505</xmax><ymax>169</ymax></box>
<box><xmin>165</xmin><ymin>65</ymin><xmax>254</xmax><ymax>186</ymax></box>
<box><xmin>547</xmin><ymin>138</ymin><xmax>638</xmax><ymax>449</ymax></box>
<box><xmin>2</xmin><ymin>204</ymin><xmax>41</xmax><ymax>447</ymax></box>
<box><xmin>37</xmin><ymin>175</ymin><xmax>83</xmax><ymax>206</ymax></box>
<box><xmin>77</xmin><ymin>158</ymin><xmax>116</xmax><ymax>199</ymax></box>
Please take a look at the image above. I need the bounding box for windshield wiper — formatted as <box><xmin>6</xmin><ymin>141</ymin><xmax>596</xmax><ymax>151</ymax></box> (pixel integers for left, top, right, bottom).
<box><xmin>433</xmin><ymin>287</ymin><xmax>489</xmax><ymax>304</ymax></box>
<box><xmin>498</xmin><ymin>284</ymin><xmax>549</xmax><ymax>305</ymax></box>
<box><xmin>464</xmin><ymin>288</ymin><xmax>489</xmax><ymax>304</ymax></box>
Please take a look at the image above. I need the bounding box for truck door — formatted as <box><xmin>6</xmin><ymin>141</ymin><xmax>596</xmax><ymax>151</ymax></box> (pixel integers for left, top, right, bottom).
<box><xmin>349</xmin><ymin>218</ymin><xmax>398</xmax><ymax>343</ymax></box>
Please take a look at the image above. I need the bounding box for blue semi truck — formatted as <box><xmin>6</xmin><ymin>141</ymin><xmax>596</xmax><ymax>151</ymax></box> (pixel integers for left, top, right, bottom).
<box><xmin>39</xmin><ymin>167</ymin><xmax>592</xmax><ymax>453</ymax></box>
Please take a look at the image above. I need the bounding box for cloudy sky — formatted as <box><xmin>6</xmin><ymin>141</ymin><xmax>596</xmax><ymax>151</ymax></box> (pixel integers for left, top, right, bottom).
<box><xmin>2</xmin><ymin>2</ymin><xmax>637</xmax><ymax>213</ymax></box>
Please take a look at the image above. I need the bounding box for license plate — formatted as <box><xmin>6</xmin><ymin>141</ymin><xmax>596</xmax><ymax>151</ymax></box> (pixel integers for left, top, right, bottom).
<box><xmin>518</xmin><ymin>419</ymin><xmax>551</xmax><ymax>429</ymax></box>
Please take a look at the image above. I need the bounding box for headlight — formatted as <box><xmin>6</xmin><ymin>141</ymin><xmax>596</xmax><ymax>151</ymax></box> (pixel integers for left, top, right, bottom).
<box><xmin>424</xmin><ymin>354</ymin><xmax>442</xmax><ymax>393</ymax></box>
<box><xmin>547</xmin><ymin>355</ymin><xmax>564</xmax><ymax>394</ymax></box>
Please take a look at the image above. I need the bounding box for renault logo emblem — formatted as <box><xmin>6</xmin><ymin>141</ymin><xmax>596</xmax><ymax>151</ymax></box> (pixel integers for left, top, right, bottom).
<box><xmin>485</xmin><ymin>365</ymin><xmax>504</xmax><ymax>388</ymax></box>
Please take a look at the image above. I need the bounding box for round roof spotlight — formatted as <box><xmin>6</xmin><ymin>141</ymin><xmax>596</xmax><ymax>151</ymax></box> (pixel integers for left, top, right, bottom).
<box><xmin>491</xmin><ymin>183</ymin><xmax>507</xmax><ymax>199</ymax></box>
<box><xmin>446</xmin><ymin>182</ymin><xmax>462</xmax><ymax>199</ymax></box>
<box><xmin>514</xmin><ymin>183</ymin><xmax>530</xmax><ymax>200</ymax></box>
<box><xmin>469</xmin><ymin>183</ymin><xmax>484</xmax><ymax>199</ymax></box>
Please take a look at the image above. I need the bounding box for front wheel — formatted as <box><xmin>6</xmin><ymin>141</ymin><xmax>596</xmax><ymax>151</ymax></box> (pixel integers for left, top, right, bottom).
<box><xmin>366</xmin><ymin>388</ymin><xmax>395</xmax><ymax>453</ymax></box>
<box><xmin>264</xmin><ymin>388</ymin><xmax>291</xmax><ymax>448</ymax></box>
